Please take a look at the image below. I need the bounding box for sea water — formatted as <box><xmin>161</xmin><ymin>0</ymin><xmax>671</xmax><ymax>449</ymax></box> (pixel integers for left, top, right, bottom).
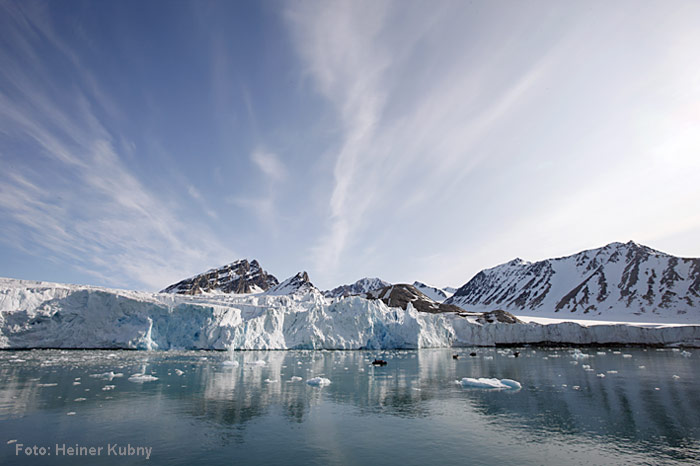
<box><xmin>0</xmin><ymin>348</ymin><xmax>698</xmax><ymax>465</ymax></box>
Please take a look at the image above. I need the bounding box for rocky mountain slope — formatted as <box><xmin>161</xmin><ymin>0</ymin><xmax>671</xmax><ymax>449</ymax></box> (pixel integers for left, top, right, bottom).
<box><xmin>161</xmin><ymin>259</ymin><xmax>278</xmax><ymax>295</ymax></box>
<box><xmin>446</xmin><ymin>241</ymin><xmax>700</xmax><ymax>321</ymax></box>
<box><xmin>324</xmin><ymin>277</ymin><xmax>391</xmax><ymax>298</ymax></box>
<box><xmin>366</xmin><ymin>284</ymin><xmax>464</xmax><ymax>314</ymax></box>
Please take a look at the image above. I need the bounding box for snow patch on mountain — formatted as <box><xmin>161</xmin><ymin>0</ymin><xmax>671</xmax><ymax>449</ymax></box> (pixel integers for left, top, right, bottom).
<box><xmin>412</xmin><ymin>282</ymin><xmax>455</xmax><ymax>302</ymax></box>
<box><xmin>264</xmin><ymin>272</ymin><xmax>319</xmax><ymax>297</ymax></box>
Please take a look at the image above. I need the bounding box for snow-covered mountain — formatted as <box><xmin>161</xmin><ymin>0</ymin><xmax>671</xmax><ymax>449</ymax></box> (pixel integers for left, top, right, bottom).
<box><xmin>161</xmin><ymin>259</ymin><xmax>278</xmax><ymax>295</ymax></box>
<box><xmin>366</xmin><ymin>284</ymin><xmax>463</xmax><ymax>314</ymax></box>
<box><xmin>324</xmin><ymin>277</ymin><xmax>391</xmax><ymax>298</ymax></box>
<box><xmin>264</xmin><ymin>272</ymin><xmax>319</xmax><ymax>296</ymax></box>
<box><xmin>446</xmin><ymin>241</ymin><xmax>700</xmax><ymax>321</ymax></box>
<box><xmin>412</xmin><ymin>281</ymin><xmax>455</xmax><ymax>302</ymax></box>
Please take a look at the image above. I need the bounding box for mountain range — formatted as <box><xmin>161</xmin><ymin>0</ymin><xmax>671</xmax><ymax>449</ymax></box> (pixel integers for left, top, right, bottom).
<box><xmin>160</xmin><ymin>241</ymin><xmax>700</xmax><ymax>321</ymax></box>
<box><xmin>445</xmin><ymin>241</ymin><xmax>699</xmax><ymax>320</ymax></box>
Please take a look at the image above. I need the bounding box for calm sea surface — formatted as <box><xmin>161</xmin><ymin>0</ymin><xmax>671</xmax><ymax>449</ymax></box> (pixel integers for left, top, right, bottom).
<box><xmin>1</xmin><ymin>348</ymin><xmax>698</xmax><ymax>465</ymax></box>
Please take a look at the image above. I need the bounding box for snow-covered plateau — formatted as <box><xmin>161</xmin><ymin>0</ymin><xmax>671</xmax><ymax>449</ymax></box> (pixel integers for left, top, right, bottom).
<box><xmin>1</xmin><ymin>278</ymin><xmax>698</xmax><ymax>350</ymax></box>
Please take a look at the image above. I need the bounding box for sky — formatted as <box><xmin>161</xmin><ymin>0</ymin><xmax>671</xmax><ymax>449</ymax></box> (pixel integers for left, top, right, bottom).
<box><xmin>1</xmin><ymin>0</ymin><xmax>699</xmax><ymax>292</ymax></box>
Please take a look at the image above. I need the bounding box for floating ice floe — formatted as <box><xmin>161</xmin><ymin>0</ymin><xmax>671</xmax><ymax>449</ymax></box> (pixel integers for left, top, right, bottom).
<box><xmin>457</xmin><ymin>378</ymin><xmax>521</xmax><ymax>390</ymax></box>
<box><xmin>306</xmin><ymin>377</ymin><xmax>332</xmax><ymax>387</ymax></box>
<box><xmin>128</xmin><ymin>373</ymin><xmax>158</xmax><ymax>383</ymax></box>
<box><xmin>37</xmin><ymin>383</ymin><xmax>57</xmax><ymax>387</ymax></box>
<box><xmin>264</xmin><ymin>379</ymin><xmax>277</xmax><ymax>383</ymax></box>
<box><xmin>66</xmin><ymin>412</ymin><xmax>76</xmax><ymax>416</ymax></box>
<box><xmin>90</xmin><ymin>372</ymin><xmax>123</xmax><ymax>381</ymax></box>
<box><xmin>246</xmin><ymin>360</ymin><xmax>266</xmax><ymax>367</ymax></box>
<box><xmin>622</xmin><ymin>354</ymin><xmax>632</xmax><ymax>358</ymax></box>
<box><xmin>680</xmin><ymin>351</ymin><xmax>691</xmax><ymax>358</ymax></box>
<box><xmin>596</xmin><ymin>373</ymin><xmax>606</xmax><ymax>378</ymax></box>
<box><xmin>174</xmin><ymin>369</ymin><xmax>184</xmax><ymax>376</ymax></box>
<box><xmin>290</xmin><ymin>376</ymin><xmax>302</xmax><ymax>382</ymax></box>
<box><xmin>74</xmin><ymin>397</ymin><xmax>86</xmax><ymax>402</ymax></box>
<box><xmin>222</xmin><ymin>360</ymin><xmax>239</xmax><ymax>367</ymax></box>
<box><xmin>571</xmin><ymin>350</ymin><xmax>590</xmax><ymax>360</ymax></box>
<box><xmin>672</xmin><ymin>375</ymin><xmax>680</xmax><ymax>380</ymax></box>
<box><xmin>102</xmin><ymin>385</ymin><xmax>115</xmax><ymax>391</ymax></box>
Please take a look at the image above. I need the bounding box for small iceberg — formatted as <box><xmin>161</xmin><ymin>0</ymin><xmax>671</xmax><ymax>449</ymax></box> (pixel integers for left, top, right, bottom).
<box><xmin>90</xmin><ymin>372</ymin><xmax>123</xmax><ymax>381</ymax></box>
<box><xmin>290</xmin><ymin>376</ymin><xmax>303</xmax><ymax>382</ymax></box>
<box><xmin>306</xmin><ymin>377</ymin><xmax>332</xmax><ymax>387</ymax></box>
<box><xmin>128</xmin><ymin>373</ymin><xmax>158</xmax><ymax>383</ymax></box>
<box><xmin>571</xmin><ymin>350</ymin><xmax>590</xmax><ymax>360</ymax></box>
<box><xmin>457</xmin><ymin>378</ymin><xmax>521</xmax><ymax>390</ymax></box>
<box><xmin>174</xmin><ymin>369</ymin><xmax>184</xmax><ymax>376</ymax></box>
<box><xmin>222</xmin><ymin>360</ymin><xmax>240</xmax><ymax>367</ymax></box>
<box><xmin>246</xmin><ymin>360</ymin><xmax>266</xmax><ymax>367</ymax></box>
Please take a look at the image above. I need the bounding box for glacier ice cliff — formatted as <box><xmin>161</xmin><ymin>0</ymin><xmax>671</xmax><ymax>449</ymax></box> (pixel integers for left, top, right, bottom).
<box><xmin>1</xmin><ymin>278</ymin><xmax>699</xmax><ymax>350</ymax></box>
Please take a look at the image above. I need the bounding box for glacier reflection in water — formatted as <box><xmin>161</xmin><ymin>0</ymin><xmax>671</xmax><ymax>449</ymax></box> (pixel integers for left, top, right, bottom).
<box><xmin>0</xmin><ymin>348</ymin><xmax>698</xmax><ymax>465</ymax></box>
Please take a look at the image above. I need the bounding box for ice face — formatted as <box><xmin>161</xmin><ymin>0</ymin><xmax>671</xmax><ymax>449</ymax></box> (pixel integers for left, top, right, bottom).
<box><xmin>1</xmin><ymin>278</ymin><xmax>699</xmax><ymax>350</ymax></box>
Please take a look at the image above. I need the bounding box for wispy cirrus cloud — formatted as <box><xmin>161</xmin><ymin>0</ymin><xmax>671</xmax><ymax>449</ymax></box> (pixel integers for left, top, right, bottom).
<box><xmin>0</xmin><ymin>2</ymin><xmax>234</xmax><ymax>290</ymax></box>
<box><xmin>286</xmin><ymin>0</ymin><xmax>700</xmax><ymax>287</ymax></box>
<box><xmin>285</xmin><ymin>1</ymin><xmax>555</xmax><ymax>277</ymax></box>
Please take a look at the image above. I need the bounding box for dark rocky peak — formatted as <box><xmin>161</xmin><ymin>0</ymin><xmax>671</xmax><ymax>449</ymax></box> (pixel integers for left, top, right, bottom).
<box><xmin>161</xmin><ymin>259</ymin><xmax>278</xmax><ymax>295</ymax></box>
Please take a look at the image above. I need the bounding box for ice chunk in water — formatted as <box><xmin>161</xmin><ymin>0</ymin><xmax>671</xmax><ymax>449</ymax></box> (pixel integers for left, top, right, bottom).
<box><xmin>174</xmin><ymin>369</ymin><xmax>184</xmax><ymax>376</ymax></box>
<box><xmin>246</xmin><ymin>360</ymin><xmax>266</xmax><ymax>367</ymax></box>
<box><xmin>306</xmin><ymin>377</ymin><xmax>331</xmax><ymax>387</ymax></box>
<box><xmin>457</xmin><ymin>378</ymin><xmax>521</xmax><ymax>390</ymax></box>
<box><xmin>128</xmin><ymin>373</ymin><xmax>158</xmax><ymax>383</ymax></box>
<box><xmin>222</xmin><ymin>360</ymin><xmax>239</xmax><ymax>367</ymax></box>
<box><xmin>90</xmin><ymin>372</ymin><xmax>123</xmax><ymax>381</ymax></box>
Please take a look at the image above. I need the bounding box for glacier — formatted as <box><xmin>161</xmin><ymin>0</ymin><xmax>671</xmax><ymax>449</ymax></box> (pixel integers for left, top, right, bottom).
<box><xmin>1</xmin><ymin>278</ymin><xmax>699</xmax><ymax>350</ymax></box>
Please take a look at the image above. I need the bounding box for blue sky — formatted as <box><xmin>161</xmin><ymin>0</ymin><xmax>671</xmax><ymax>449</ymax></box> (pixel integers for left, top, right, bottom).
<box><xmin>1</xmin><ymin>0</ymin><xmax>699</xmax><ymax>291</ymax></box>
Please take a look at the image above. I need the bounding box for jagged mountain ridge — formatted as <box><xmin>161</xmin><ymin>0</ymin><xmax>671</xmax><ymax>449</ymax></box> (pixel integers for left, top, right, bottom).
<box><xmin>445</xmin><ymin>241</ymin><xmax>700</xmax><ymax>320</ymax></box>
<box><xmin>265</xmin><ymin>271</ymin><xmax>319</xmax><ymax>296</ymax></box>
<box><xmin>161</xmin><ymin>259</ymin><xmax>278</xmax><ymax>295</ymax></box>
<box><xmin>324</xmin><ymin>277</ymin><xmax>391</xmax><ymax>298</ymax></box>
